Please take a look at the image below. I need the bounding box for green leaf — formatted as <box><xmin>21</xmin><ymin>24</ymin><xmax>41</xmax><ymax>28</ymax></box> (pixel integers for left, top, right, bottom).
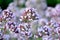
<box><xmin>36</xmin><ymin>38</ymin><xmax>42</xmax><ymax>40</ymax></box>
<box><xmin>47</xmin><ymin>0</ymin><xmax>57</xmax><ymax>7</ymax></box>
<box><xmin>5</xmin><ymin>30</ymin><xmax>10</xmax><ymax>34</ymax></box>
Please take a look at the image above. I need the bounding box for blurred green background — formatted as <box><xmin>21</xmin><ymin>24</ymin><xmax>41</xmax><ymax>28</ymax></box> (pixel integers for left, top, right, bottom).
<box><xmin>0</xmin><ymin>0</ymin><xmax>60</xmax><ymax>10</ymax></box>
<box><xmin>47</xmin><ymin>0</ymin><xmax>60</xmax><ymax>7</ymax></box>
<box><xmin>0</xmin><ymin>0</ymin><xmax>13</xmax><ymax>10</ymax></box>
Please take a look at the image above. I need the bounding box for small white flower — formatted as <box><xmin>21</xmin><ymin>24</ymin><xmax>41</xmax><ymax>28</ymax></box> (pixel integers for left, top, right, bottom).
<box><xmin>32</xmin><ymin>13</ymin><xmax>35</xmax><ymax>16</ymax></box>
<box><xmin>22</xmin><ymin>28</ymin><xmax>24</xmax><ymax>31</ymax></box>
<box><xmin>29</xmin><ymin>9</ymin><xmax>31</xmax><ymax>12</ymax></box>
<box><xmin>20</xmin><ymin>16</ymin><xmax>23</xmax><ymax>19</ymax></box>
<box><xmin>43</xmin><ymin>30</ymin><xmax>45</xmax><ymax>32</ymax></box>
<box><xmin>39</xmin><ymin>33</ymin><xmax>42</xmax><ymax>36</ymax></box>
<box><xmin>24</xmin><ymin>16</ymin><xmax>27</xmax><ymax>18</ymax></box>
<box><xmin>19</xmin><ymin>19</ymin><xmax>22</xmax><ymax>21</ymax></box>
<box><xmin>28</xmin><ymin>16</ymin><xmax>31</xmax><ymax>18</ymax></box>
<box><xmin>29</xmin><ymin>18</ymin><xmax>33</xmax><ymax>21</ymax></box>
<box><xmin>11</xmin><ymin>25</ymin><xmax>14</xmax><ymax>27</ymax></box>
<box><xmin>27</xmin><ymin>13</ymin><xmax>31</xmax><ymax>16</ymax></box>
<box><xmin>35</xmin><ymin>35</ymin><xmax>38</xmax><ymax>38</ymax></box>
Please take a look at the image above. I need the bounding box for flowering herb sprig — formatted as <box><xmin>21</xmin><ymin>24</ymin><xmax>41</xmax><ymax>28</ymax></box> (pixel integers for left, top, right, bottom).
<box><xmin>19</xmin><ymin>8</ymin><xmax>39</xmax><ymax>23</ymax></box>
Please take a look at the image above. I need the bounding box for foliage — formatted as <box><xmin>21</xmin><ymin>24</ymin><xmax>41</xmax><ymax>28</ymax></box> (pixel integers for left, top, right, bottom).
<box><xmin>46</xmin><ymin>0</ymin><xmax>60</xmax><ymax>7</ymax></box>
<box><xmin>0</xmin><ymin>0</ymin><xmax>13</xmax><ymax>10</ymax></box>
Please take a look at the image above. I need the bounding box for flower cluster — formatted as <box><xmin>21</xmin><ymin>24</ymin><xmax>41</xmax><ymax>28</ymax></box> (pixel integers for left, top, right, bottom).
<box><xmin>19</xmin><ymin>8</ymin><xmax>39</xmax><ymax>22</ymax></box>
<box><xmin>2</xmin><ymin>9</ymin><xmax>14</xmax><ymax>21</ymax></box>
<box><xmin>46</xmin><ymin>4</ymin><xmax>60</xmax><ymax>18</ymax></box>
<box><xmin>1</xmin><ymin>3</ymin><xmax>60</xmax><ymax>40</ymax></box>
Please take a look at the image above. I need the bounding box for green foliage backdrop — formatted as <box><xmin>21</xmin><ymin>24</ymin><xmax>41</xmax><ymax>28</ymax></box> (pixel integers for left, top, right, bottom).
<box><xmin>0</xmin><ymin>0</ymin><xmax>13</xmax><ymax>10</ymax></box>
<box><xmin>47</xmin><ymin>0</ymin><xmax>60</xmax><ymax>7</ymax></box>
